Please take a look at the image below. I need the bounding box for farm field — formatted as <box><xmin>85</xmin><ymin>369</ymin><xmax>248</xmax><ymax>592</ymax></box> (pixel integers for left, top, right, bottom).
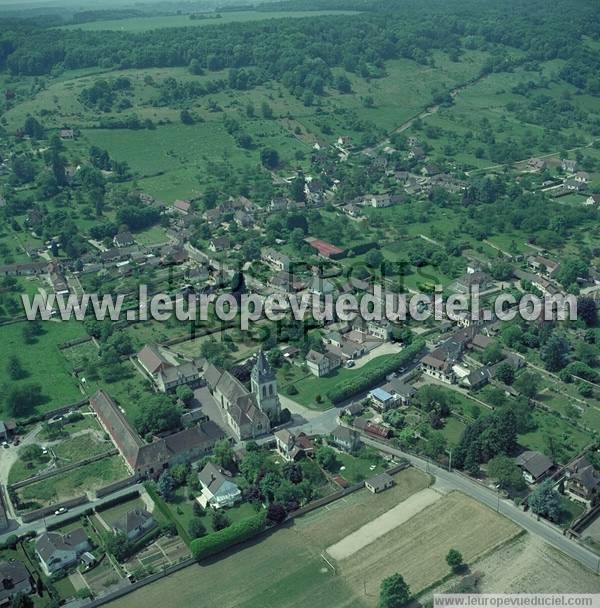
<box><xmin>428</xmin><ymin>534</ymin><xmax>600</xmax><ymax>595</ymax></box>
<box><xmin>336</xmin><ymin>491</ymin><xmax>520</xmax><ymax>597</ymax></box>
<box><xmin>58</xmin><ymin>11</ymin><xmax>362</xmax><ymax>32</ymax></box>
<box><xmin>106</xmin><ymin>471</ymin><xmax>523</xmax><ymax>608</ymax></box>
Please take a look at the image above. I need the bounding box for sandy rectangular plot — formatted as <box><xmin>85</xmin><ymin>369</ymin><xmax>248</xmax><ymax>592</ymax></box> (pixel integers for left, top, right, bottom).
<box><xmin>327</xmin><ymin>488</ymin><xmax>441</xmax><ymax>560</ymax></box>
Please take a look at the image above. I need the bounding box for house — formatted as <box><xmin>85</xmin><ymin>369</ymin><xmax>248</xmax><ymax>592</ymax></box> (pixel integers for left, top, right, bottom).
<box><xmin>35</xmin><ymin>529</ymin><xmax>90</xmax><ymax>576</ymax></box>
<box><xmin>0</xmin><ymin>561</ymin><xmax>32</xmax><ymax>605</ymax></box>
<box><xmin>461</xmin><ymin>367</ymin><xmax>492</xmax><ymax>390</ymax></box>
<box><xmin>514</xmin><ymin>450</ymin><xmax>554</xmax><ymax>484</ymax></box>
<box><xmin>565</xmin><ymin>455</ymin><xmax>600</xmax><ymax>503</ymax></box>
<box><xmin>527</xmin><ymin>255</ymin><xmax>559</xmax><ymax>277</ymax></box>
<box><xmin>113</xmin><ymin>508</ymin><xmax>156</xmax><ymax>541</ymax></box>
<box><xmin>270</xmin><ymin>197</ymin><xmax>289</xmax><ymax>211</ymax></box>
<box><xmin>585</xmin><ymin>194</ymin><xmax>600</xmax><ymax>206</ymax></box>
<box><xmin>470</xmin><ymin>333</ymin><xmax>493</xmax><ymax>351</ymax></box>
<box><xmin>421</xmin><ymin>349</ymin><xmax>456</xmax><ymax>384</ymax></box>
<box><xmin>0</xmin><ymin>420</ymin><xmax>16</xmax><ymax>442</ymax></box>
<box><xmin>113</xmin><ymin>232</ymin><xmax>135</xmax><ymax>248</ymax></box>
<box><xmin>353</xmin><ymin>417</ymin><xmax>392</xmax><ymax>439</ymax></box>
<box><xmin>331</xmin><ymin>425</ymin><xmax>361</xmax><ymax>452</ymax></box>
<box><xmin>0</xmin><ymin>262</ymin><xmax>48</xmax><ymax>277</ymax></box>
<box><xmin>304</xmin><ymin>179</ymin><xmax>324</xmax><ymax>204</ymax></box>
<box><xmin>365</xmin><ymin>472</ymin><xmax>394</xmax><ymax>494</ymax></box>
<box><xmin>561</xmin><ymin>159</ymin><xmax>577</xmax><ymax>173</ymax></box>
<box><xmin>59</xmin><ymin>129</ymin><xmax>75</xmax><ymax>140</ymax></box>
<box><xmin>137</xmin><ymin>345</ymin><xmax>200</xmax><ymax>392</ymax></box>
<box><xmin>90</xmin><ymin>390</ymin><xmax>224</xmax><ymax>476</ymax></box>
<box><xmin>204</xmin><ymin>208</ymin><xmax>223</xmax><ymax>225</ymax></box>
<box><xmin>368</xmin><ymin>387</ymin><xmax>397</xmax><ymax>412</ymax></box>
<box><xmin>173</xmin><ymin>199</ymin><xmax>192</xmax><ymax>215</ymax></box>
<box><xmin>261</xmin><ymin>248</ymin><xmax>290</xmax><ymax>272</ymax></box>
<box><xmin>342</xmin><ymin>402</ymin><xmax>364</xmax><ymax>417</ymax></box>
<box><xmin>209</xmin><ymin>237</ymin><xmax>230</xmax><ymax>253</ymax></box>
<box><xmin>274</xmin><ymin>429</ymin><xmax>314</xmax><ymax>462</ymax></box>
<box><xmin>527</xmin><ymin>158</ymin><xmax>545</xmax><ymax>171</ymax></box>
<box><xmin>381</xmin><ymin>379</ymin><xmax>416</xmax><ymax>405</ymax></box>
<box><xmin>306</xmin><ymin>349</ymin><xmax>340</xmax><ymax>377</ymax></box>
<box><xmin>197</xmin><ymin>462</ymin><xmax>241</xmax><ymax>509</ymax></box>
<box><xmin>306</xmin><ymin>238</ymin><xmax>345</xmax><ymax>260</ymax></box>
<box><xmin>455</xmin><ymin>272</ymin><xmax>492</xmax><ymax>293</ymax></box>
<box><xmin>234</xmin><ymin>210</ymin><xmax>253</xmax><ymax>228</ymax></box>
<box><xmin>575</xmin><ymin>171</ymin><xmax>590</xmax><ymax>184</ymax></box>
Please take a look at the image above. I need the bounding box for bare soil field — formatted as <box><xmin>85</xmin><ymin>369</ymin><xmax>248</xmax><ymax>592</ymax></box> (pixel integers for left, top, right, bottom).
<box><xmin>327</xmin><ymin>487</ymin><xmax>441</xmax><ymax>560</ymax></box>
<box><xmin>338</xmin><ymin>492</ymin><xmax>521</xmax><ymax>598</ymax></box>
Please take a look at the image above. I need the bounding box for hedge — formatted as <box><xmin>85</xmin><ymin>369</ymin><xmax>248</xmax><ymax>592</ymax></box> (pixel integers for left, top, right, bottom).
<box><xmin>326</xmin><ymin>340</ymin><xmax>424</xmax><ymax>404</ymax></box>
<box><xmin>144</xmin><ymin>482</ymin><xmax>192</xmax><ymax>546</ymax></box>
<box><xmin>191</xmin><ymin>512</ymin><xmax>266</xmax><ymax>561</ymax></box>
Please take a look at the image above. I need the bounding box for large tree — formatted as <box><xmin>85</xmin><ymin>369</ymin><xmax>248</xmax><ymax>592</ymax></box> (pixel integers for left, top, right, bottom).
<box><xmin>379</xmin><ymin>573</ymin><xmax>411</xmax><ymax>608</ymax></box>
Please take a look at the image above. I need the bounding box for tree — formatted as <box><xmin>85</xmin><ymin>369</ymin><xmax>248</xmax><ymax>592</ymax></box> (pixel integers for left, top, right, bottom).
<box><xmin>260</xmin><ymin>148</ymin><xmax>279</xmax><ymax>170</ymax></box>
<box><xmin>157</xmin><ymin>471</ymin><xmax>177</xmax><ymax>502</ymax></box>
<box><xmin>19</xmin><ymin>444</ymin><xmax>44</xmax><ymax>461</ymax></box>
<box><xmin>315</xmin><ymin>446</ymin><xmax>339</xmax><ymax>472</ymax></box>
<box><xmin>214</xmin><ymin>439</ymin><xmax>236</xmax><ymax>471</ymax></box>
<box><xmin>176</xmin><ymin>385</ymin><xmax>194</xmax><ymax>407</ymax></box>
<box><xmin>266</xmin><ymin>502</ymin><xmax>287</xmax><ymax>524</ymax></box>
<box><xmin>5</xmin><ymin>383</ymin><xmax>43</xmax><ymax>417</ymax></box>
<box><xmin>180</xmin><ymin>109</ymin><xmax>194</xmax><ymax>124</ymax></box>
<box><xmin>577</xmin><ymin>297</ymin><xmax>598</xmax><ymax>327</ymax></box>
<box><xmin>135</xmin><ymin>395</ymin><xmax>181</xmax><ymax>436</ymax></box>
<box><xmin>211</xmin><ymin>509</ymin><xmax>231</xmax><ymax>531</ymax></box>
<box><xmin>379</xmin><ymin>573</ymin><xmax>411</xmax><ymax>608</ymax></box>
<box><xmin>23</xmin><ymin>116</ymin><xmax>44</xmax><ymax>139</ymax></box>
<box><xmin>482</xmin><ymin>342</ymin><xmax>503</xmax><ymax>365</ymax></box>
<box><xmin>495</xmin><ymin>362</ymin><xmax>515</xmax><ymax>385</ymax></box>
<box><xmin>188</xmin><ymin>517</ymin><xmax>207</xmax><ymax>539</ymax></box>
<box><xmin>446</xmin><ymin>548</ymin><xmax>464</xmax><ymax>573</ymax></box>
<box><xmin>105</xmin><ymin>531</ymin><xmax>133</xmax><ymax>561</ymax></box>
<box><xmin>7</xmin><ymin>355</ymin><xmax>26</xmax><ymax>380</ymax></box>
<box><xmin>11</xmin><ymin>593</ymin><xmax>34</xmax><ymax>608</ymax></box>
<box><xmin>487</xmin><ymin>455</ymin><xmax>526</xmax><ymax>493</ymax></box>
<box><xmin>541</xmin><ymin>334</ymin><xmax>570</xmax><ymax>372</ymax></box>
<box><xmin>514</xmin><ymin>372</ymin><xmax>539</xmax><ymax>399</ymax></box>
<box><xmin>528</xmin><ymin>479</ymin><xmax>562</xmax><ymax>522</ymax></box>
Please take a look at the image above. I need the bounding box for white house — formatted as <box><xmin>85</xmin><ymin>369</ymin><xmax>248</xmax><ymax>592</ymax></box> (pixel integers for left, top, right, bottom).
<box><xmin>197</xmin><ymin>462</ymin><xmax>241</xmax><ymax>509</ymax></box>
<box><xmin>35</xmin><ymin>529</ymin><xmax>90</xmax><ymax>576</ymax></box>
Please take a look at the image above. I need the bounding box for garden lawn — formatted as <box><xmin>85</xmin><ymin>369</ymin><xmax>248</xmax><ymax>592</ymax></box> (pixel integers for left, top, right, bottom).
<box><xmin>281</xmin><ymin>354</ymin><xmax>397</xmax><ymax>409</ymax></box>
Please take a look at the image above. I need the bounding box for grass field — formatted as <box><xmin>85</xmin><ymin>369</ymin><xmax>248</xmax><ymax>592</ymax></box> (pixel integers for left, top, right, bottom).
<box><xmin>107</xmin><ymin>468</ymin><xmax>432</xmax><ymax>608</ymax></box>
<box><xmin>1</xmin><ymin>321</ymin><xmax>86</xmax><ymax>418</ymax></box>
<box><xmin>279</xmin><ymin>354</ymin><xmax>397</xmax><ymax>409</ymax></box>
<box><xmin>106</xmin><ymin>470</ymin><xmax>522</xmax><ymax>608</ymax></box>
<box><xmin>17</xmin><ymin>455</ymin><xmax>129</xmax><ymax>508</ymax></box>
<box><xmin>58</xmin><ymin>11</ymin><xmax>361</xmax><ymax>32</ymax></box>
<box><xmin>337</xmin><ymin>491</ymin><xmax>520</xmax><ymax>597</ymax></box>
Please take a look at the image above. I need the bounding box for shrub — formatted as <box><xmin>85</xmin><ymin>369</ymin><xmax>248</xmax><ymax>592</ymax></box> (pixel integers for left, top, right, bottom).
<box><xmin>327</xmin><ymin>341</ymin><xmax>424</xmax><ymax>404</ymax></box>
<box><xmin>191</xmin><ymin>512</ymin><xmax>266</xmax><ymax>561</ymax></box>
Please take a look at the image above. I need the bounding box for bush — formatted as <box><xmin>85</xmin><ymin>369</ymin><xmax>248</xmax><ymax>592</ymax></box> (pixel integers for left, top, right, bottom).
<box><xmin>327</xmin><ymin>341</ymin><xmax>424</xmax><ymax>404</ymax></box>
<box><xmin>191</xmin><ymin>512</ymin><xmax>266</xmax><ymax>561</ymax></box>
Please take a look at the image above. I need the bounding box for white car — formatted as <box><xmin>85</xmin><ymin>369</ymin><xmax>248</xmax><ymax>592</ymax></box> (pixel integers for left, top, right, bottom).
<box><xmin>54</xmin><ymin>507</ymin><xmax>68</xmax><ymax>516</ymax></box>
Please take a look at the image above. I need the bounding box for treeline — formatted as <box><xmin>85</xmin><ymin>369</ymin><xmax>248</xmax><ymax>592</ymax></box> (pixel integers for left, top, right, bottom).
<box><xmin>3</xmin><ymin>0</ymin><xmax>596</xmax><ymax>89</ymax></box>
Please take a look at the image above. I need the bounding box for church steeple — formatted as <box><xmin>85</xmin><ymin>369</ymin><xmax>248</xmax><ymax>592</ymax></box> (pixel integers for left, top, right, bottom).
<box><xmin>251</xmin><ymin>350</ymin><xmax>280</xmax><ymax>418</ymax></box>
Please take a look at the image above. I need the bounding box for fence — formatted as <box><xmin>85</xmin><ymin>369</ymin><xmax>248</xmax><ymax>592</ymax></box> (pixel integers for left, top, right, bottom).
<box><xmin>21</xmin><ymin>495</ymin><xmax>88</xmax><ymax>523</ymax></box>
<box><xmin>9</xmin><ymin>450</ymin><xmax>118</xmax><ymax>491</ymax></box>
<box><xmin>95</xmin><ymin>476</ymin><xmax>140</xmax><ymax>499</ymax></box>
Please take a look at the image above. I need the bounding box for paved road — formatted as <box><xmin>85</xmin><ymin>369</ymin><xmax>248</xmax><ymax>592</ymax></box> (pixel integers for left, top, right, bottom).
<box><xmin>0</xmin><ymin>483</ymin><xmax>144</xmax><ymax>544</ymax></box>
<box><xmin>361</xmin><ymin>437</ymin><xmax>600</xmax><ymax>573</ymax></box>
